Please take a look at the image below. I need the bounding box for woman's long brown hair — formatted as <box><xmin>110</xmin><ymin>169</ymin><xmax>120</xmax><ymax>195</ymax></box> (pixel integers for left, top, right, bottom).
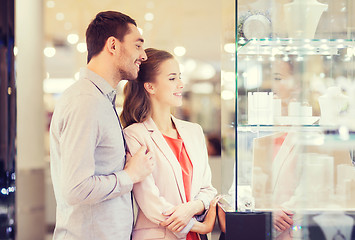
<box><xmin>120</xmin><ymin>48</ymin><xmax>174</xmax><ymax>128</ymax></box>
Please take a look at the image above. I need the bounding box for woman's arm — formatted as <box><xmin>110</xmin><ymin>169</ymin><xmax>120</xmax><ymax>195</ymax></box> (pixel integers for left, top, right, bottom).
<box><xmin>190</xmin><ymin>196</ymin><xmax>221</xmax><ymax>234</ymax></box>
<box><xmin>217</xmin><ymin>204</ymin><xmax>226</xmax><ymax>233</ymax></box>
<box><xmin>160</xmin><ymin>124</ymin><xmax>217</xmax><ymax>232</ymax></box>
<box><xmin>124</xmin><ymin>131</ymin><xmax>196</xmax><ymax>238</ymax></box>
<box><xmin>160</xmin><ymin>199</ymin><xmax>205</xmax><ymax>232</ymax></box>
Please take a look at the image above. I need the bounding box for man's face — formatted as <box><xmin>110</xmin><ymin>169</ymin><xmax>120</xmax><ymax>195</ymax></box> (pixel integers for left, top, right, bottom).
<box><xmin>116</xmin><ymin>23</ymin><xmax>147</xmax><ymax>81</ymax></box>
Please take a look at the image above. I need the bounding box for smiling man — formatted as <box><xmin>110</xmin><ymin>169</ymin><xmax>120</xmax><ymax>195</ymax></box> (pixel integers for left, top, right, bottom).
<box><xmin>49</xmin><ymin>11</ymin><xmax>155</xmax><ymax>240</ymax></box>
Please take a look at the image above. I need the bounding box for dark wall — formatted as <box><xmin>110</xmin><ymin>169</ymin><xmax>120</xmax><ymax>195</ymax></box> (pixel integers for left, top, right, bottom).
<box><xmin>0</xmin><ymin>0</ymin><xmax>16</xmax><ymax>239</ymax></box>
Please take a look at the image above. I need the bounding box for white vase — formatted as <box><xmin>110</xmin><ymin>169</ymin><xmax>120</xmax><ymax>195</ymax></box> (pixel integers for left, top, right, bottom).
<box><xmin>284</xmin><ymin>0</ymin><xmax>328</xmax><ymax>38</ymax></box>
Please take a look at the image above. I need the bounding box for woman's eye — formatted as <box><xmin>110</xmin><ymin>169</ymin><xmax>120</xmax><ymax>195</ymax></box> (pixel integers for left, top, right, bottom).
<box><xmin>169</xmin><ymin>78</ymin><xmax>175</xmax><ymax>81</ymax></box>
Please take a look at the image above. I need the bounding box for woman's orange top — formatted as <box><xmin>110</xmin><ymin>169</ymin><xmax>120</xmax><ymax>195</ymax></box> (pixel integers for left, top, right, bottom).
<box><xmin>163</xmin><ymin>134</ymin><xmax>199</xmax><ymax>240</ymax></box>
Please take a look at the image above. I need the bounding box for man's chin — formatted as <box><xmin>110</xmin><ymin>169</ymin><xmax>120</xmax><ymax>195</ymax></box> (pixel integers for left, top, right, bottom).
<box><xmin>122</xmin><ymin>74</ymin><xmax>138</xmax><ymax>81</ymax></box>
<box><xmin>127</xmin><ymin>75</ymin><xmax>138</xmax><ymax>81</ymax></box>
<box><xmin>119</xmin><ymin>69</ymin><xmax>138</xmax><ymax>81</ymax></box>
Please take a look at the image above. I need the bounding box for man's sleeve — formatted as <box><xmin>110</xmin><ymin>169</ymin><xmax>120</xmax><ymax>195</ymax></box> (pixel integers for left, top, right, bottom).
<box><xmin>59</xmin><ymin>95</ymin><xmax>132</xmax><ymax>205</ymax></box>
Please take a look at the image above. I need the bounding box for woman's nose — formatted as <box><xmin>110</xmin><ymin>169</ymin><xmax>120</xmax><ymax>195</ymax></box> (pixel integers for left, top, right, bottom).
<box><xmin>178</xmin><ymin>79</ymin><xmax>184</xmax><ymax>89</ymax></box>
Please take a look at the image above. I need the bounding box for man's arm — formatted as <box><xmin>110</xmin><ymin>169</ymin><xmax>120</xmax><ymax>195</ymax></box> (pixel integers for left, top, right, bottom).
<box><xmin>58</xmin><ymin>95</ymin><xmax>153</xmax><ymax>205</ymax></box>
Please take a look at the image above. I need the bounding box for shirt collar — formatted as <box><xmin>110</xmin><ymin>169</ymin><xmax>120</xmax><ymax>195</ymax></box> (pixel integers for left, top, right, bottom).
<box><xmin>79</xmin><ymin>67</ymin><xmax>116</xmax><ymax>103</ymax></box>
<box><xmin>107</xmin><ymin>90</ymin><xmax>117</xmax><ymax>105</ymax></box>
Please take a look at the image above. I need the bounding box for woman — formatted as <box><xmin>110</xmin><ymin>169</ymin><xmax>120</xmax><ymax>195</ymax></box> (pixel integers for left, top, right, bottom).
<box><xmin>121</xmin><ymin>48</ymin><xmax>218</xmax><ymax>240</ymax></box>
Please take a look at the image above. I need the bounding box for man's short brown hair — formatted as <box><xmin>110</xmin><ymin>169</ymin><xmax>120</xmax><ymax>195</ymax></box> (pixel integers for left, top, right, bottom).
<box><xmin>86</xmin><ymin>11</ymin><xmax>136</xmax><ymax>63</ymax></box>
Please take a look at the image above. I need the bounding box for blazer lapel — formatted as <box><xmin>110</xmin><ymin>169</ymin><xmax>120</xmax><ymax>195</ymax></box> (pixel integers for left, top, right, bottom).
<box><xmin>143</xmin><ymin>117</ymin><xmax>187</xmax><ymax>203</ymax></box>
<box><xmin>172</xmin><ymin>116</ymin><xmax>199</xmax><ymax>194</ymax></box>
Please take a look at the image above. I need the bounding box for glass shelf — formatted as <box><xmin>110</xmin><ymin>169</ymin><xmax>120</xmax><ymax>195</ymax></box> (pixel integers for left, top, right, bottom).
<box><xmin>237</xmin><ymin>38</ymin><xmax>355</xmax><ymax>56</ymax></box>
<box><xmin>238</xmin><ymin>125</ymin><xmax>355</xmax><ymax>147</ymax></box>
<box><xmin>237</xmin><ymin>125</ymin><xmax>321</xmax><ymax>132</ymax></box>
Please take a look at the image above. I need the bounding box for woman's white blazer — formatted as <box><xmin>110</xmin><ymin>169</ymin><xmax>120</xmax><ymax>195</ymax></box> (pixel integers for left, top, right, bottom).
<box><xmin>123</xmin><ymin>116</ymin><xmax>217</xmax><ymax>240</ymax></box>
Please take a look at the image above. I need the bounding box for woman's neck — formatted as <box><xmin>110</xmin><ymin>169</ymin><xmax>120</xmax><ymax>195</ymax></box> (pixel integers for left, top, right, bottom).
<box><xmin>151</xmin><ymin>103</ymin><xmax>177</xmax><ymax>138</ymax></box>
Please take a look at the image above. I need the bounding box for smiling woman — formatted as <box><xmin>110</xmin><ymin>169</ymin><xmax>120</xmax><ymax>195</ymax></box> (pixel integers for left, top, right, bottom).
<box><xmin>120</xmin><ymin>48</ymin><xmax>218</xmax><ymax>240</ymax></box>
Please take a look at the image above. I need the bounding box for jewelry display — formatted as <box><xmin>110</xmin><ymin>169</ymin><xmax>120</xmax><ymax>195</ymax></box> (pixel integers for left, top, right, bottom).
<box><xmin>284</xmin><ymin>0</ymin><xmax>328</xmax><ymax>38</ymax></box>
<box><xmin>234</xmin><ymin>1</ymin><xmax>355</xmax><ymax>240</ymax></box>
<box><xmin>248</xmin><ymin>92</ymin><xmax>319</xmax><ymax>125</ymax></box>
<box><xmin>237</xmin><ymin>10</ymin><xmax>271</xmax><ymax>41</ymax></box>
<box><xmin>318</xmin><ymin>86</ymin><xmax>349</xmax><ymax>126</ymax></box>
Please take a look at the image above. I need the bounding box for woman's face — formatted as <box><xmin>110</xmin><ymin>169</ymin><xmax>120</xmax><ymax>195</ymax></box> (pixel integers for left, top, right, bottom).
<box><xmin>149</xmin><ymin>58</ymin><xmax>184</xmax><ymax>107</ymax></box>
<box><xmin>272</xmin><ymin>60</ymin><xmax>295</xmax><ymax>102</ymax></box>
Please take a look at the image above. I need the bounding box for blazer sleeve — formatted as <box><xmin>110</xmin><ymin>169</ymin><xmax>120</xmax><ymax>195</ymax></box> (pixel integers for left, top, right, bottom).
<box><xmin>124</xmin><ymin>130</ymin><xmax>195</xmax><ymax>238</ymax></box>
<box><xmin>193</xmin><ymin>125</ymin><xmax>217</xmax><ymax>212</ymax></box>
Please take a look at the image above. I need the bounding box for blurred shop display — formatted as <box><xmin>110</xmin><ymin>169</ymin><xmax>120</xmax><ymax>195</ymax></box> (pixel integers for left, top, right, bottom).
<box><xmin>0</xmin><ymin>0</ymin><xmax>16</xmax><ymax>239</ymax></box>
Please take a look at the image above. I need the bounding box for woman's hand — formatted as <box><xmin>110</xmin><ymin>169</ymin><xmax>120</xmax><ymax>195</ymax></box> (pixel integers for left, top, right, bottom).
<box><xmin>190</xmin><ymin>195</ymin><xmax>222</xmax><ymax>234</ymax></box>
<box><xmin>273</xmin><ymin>208</ymin><xmax>294</xmax><ymax>232</ymax></box>
<box><xmin>160</xmin><ymin>200</ymin><xmax>204</xmax><ymax>232</ymax></box>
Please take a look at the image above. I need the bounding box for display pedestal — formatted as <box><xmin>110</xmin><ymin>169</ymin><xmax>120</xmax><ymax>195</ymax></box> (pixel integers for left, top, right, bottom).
<box><xmin>225</xmin><ymin>212</ymin><xmax>272</xmax><ymax>240</ymax></box>
<box><xmin>284</xmin><ymin>0</ymin><xmax>328</xmax><ymax>38</ymax></box>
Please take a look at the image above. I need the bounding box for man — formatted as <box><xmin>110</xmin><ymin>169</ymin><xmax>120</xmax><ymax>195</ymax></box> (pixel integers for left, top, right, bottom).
<box><xmin>50</xmin><ymin>11</ymin><xmax>155</xmax><ymax>240</ymax></box>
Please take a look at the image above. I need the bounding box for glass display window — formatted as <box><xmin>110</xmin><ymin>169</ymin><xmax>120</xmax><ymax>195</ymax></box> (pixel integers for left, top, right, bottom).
<box><xmin>221</xmin><ymin>1</ymin><xmax>355</xmax><ymax>239</ymax></box>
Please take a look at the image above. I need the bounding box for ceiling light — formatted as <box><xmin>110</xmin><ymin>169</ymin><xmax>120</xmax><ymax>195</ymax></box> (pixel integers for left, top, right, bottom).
<box><xmin>77</xmin><ymin>43</ymin><xmax>87</xmax><ymax>53</ymax></box>
<box><xmin>222</xmin><ymin>71</ymin><xmax>235</xmax><ymax>83</ymax></box>
<box><xmin>46</xmin><ymin>0</ymin><xmax>55</xmax><ymax>8</ymax></box>
<box><xmin>282</xmin><ymin>55</ymin><xmax>290</xmax><ymax>62</ymax></box>
<box><xmin>13</xmin><ymin>46</ymin><xmax>18</xmax><ymax>56</ymax></box>
<box><xmin>44</xmin><ymin>47</ymin><xmax>56</xmax><ymax>58</ymax></box>
<box><xmin>144</xmin><ymin>13</ymin><xmax>154</xmax><ymax>21</ymax></box>
<box><xmin>56</xmin><ymin>12</ymin><xmax>64</xmax><ymax>21</ymax></box>
<box><xmin>67</xmin><ymin>34</ymin><xmax>79</xmax><ymax>45</ymax></box>
<box><xmin>224</xmin><ymin>43</ymin><xmax>235</xmax><ymax>53</ymax></box>
<box><xmin>174</xmin><ymin>46</ymin><xmax>186</xmax><ymax>57</ymax></box>
<box><xmin>43</xmin><ymin>78</ymin><xmax>75</xmax><ymax>94</ymax></box>
<box><xmin>186</xmin><ymin>61</ymin><xmax>216</xmax><ymax>80</ymax></box>
<box><xmin>184</xmin><ymin>59</ymin><xmax>197</xmax><ymax>73</ymax></box>
<box><xmin>221</xmin><ymin>90</ymin><xmax>235</xmax><ymax>100</ymax></box>
<box><xmin>191</xmin><ymin>83</ymin><xmax>214</xmax><ymax>94</ymax></box>
<box><xmin>198</xmin><ymin>64</ymin><xmax>216</xmax><ymax>79</ymax></box>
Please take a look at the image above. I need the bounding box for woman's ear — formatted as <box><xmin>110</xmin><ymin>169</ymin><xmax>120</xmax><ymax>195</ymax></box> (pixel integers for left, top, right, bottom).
<box><xmin>106</xmin><ymin>36</ymin><xmax>118</xmax><ymax>55</ymax></box>
<box><xmin>144</xmin><ymin>82</ymin><xmax>155</xmax><ymax>94</ymax></box>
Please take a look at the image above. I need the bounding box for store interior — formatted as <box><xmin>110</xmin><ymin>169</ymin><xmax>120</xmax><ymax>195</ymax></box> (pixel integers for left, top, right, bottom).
<box><xmin>3</xmin><ymin>0</ymin><xmax>355</xmax><ymax>239</ymax></box>
<box><xmin>2</xmin><ymin>0</ymin><xmax>355</xmax><ymax>239</ymax></box>
<box><xmin>6</xmin><ymin>0</ymin><xmax>236</xmax><ymax>239</ymax></box>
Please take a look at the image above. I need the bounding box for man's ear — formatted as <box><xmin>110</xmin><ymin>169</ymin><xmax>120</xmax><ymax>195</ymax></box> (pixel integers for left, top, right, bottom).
<box><xmin>144</xmin><ymin>82</ymin><xmax>155</xmax><ymax>94</ymax></box>
<box><xmin>106</xmin><ymin>36</ymin><xmax>118</xmax><ymax>55</ymax></box>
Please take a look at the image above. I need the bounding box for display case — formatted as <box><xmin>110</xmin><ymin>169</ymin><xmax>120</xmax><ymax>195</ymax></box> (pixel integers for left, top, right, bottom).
<box><xmin>220</xmin><ymin>0</ymin><xmax>355</xmax><ymax>239</ymax></box>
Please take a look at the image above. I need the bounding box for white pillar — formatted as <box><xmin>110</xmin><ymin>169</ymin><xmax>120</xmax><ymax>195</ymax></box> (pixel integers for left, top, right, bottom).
<box><xmin>16</xmin><ymin>0</ymin><xmax>45</xmax><ymax>239</ymax></box>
